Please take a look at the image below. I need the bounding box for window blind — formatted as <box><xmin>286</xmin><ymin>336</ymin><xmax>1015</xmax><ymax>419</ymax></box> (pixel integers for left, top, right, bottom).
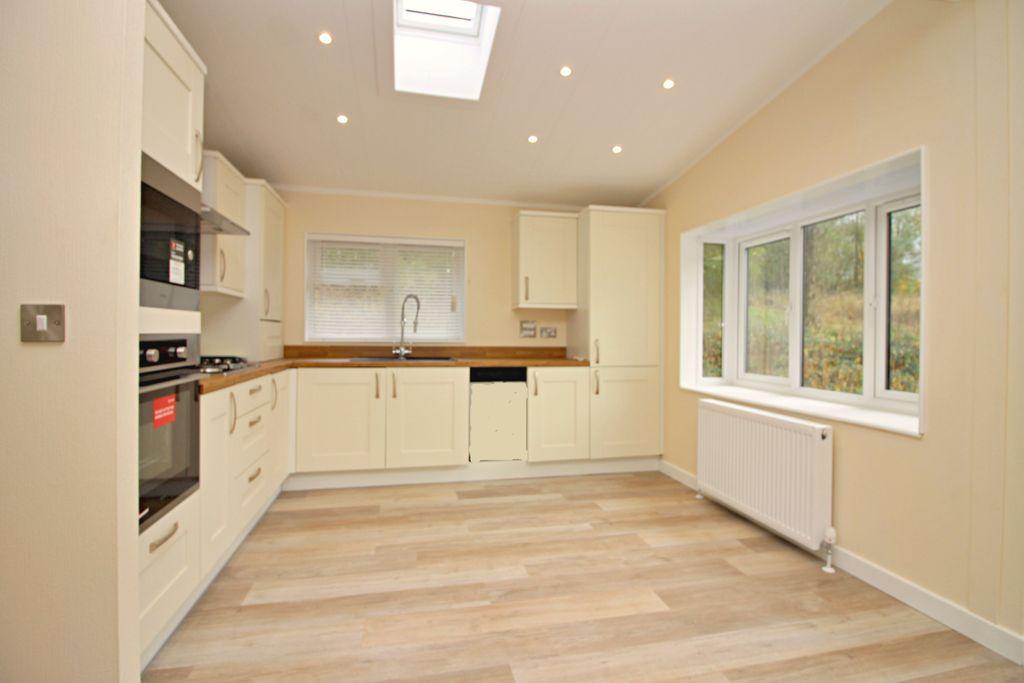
<box><xmin>305</xmin><ymin>235</ymin><xmax>466</xmax><ymax>342</ymax></box>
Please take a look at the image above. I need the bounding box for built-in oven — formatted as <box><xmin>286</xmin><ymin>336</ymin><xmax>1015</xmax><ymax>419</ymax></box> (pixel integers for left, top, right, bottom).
<box><xmin>138</xmin><ymin>333</ymin><xmax>201</xmax><ymax>532</ymax></box>
<box><xmin>140</xmin><ymin>154</ymin><xmax>201</xmax><ymax>312</ymax></box>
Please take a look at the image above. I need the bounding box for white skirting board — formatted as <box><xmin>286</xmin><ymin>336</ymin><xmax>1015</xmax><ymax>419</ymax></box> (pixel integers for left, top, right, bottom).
<box><xmin>284</xmin><ymin>457</ymin><xmax>661</xmax><ymax>492</ymax></box>
<box><xmin>657</xmin><ymin>459</ymin><xmax>1024</xmax><ymax>666</ymax></box>
<box><xmin>141</xmin><ymin>488</ymin><xmax>281</xmax><ymax>669</ymax></box>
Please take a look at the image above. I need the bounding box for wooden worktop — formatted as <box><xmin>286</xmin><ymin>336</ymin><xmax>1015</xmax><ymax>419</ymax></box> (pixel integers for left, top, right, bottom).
<box><xmin>198</xmin><ymin>346</ymin><xmax>589</xmax><ymax>394</ymax></box>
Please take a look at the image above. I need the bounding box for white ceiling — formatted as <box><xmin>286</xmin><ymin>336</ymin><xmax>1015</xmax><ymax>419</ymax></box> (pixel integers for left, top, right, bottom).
<box><xmin>161</xmin><ymin>0</ymin><xmax>890</xmax><ymax>208</ymax></box>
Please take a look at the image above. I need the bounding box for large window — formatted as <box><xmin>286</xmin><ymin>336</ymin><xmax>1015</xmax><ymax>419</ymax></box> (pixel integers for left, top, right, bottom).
<box><xmin>305</xmin><ymin>235</ymin><xmax>466</xmax><ymax>342</ymax></box>
<box><xmin>693</xmin><ymin>191</ymin><xmax>921</xmax><ymax>412</ymax></box>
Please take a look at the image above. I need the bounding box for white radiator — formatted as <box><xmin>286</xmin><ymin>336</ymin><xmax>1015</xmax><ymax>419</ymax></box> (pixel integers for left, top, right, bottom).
<box><xmin>697</xmin><ymin>399</ymin><xmax>834</xmax><ymax>552</ymax></box>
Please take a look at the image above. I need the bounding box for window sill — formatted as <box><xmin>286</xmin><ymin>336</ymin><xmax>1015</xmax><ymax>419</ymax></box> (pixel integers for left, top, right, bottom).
<box><xmin>680</xmin><ymin>383</ymin><xmax>921</xmax><ymax>438</ymax></box>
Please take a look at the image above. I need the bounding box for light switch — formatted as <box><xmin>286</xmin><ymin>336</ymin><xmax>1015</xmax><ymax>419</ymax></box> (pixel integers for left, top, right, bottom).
<box><xmin>21</xmin><ymin>304</ymin><xmax>65</xmax><ymax>342</ymax></box>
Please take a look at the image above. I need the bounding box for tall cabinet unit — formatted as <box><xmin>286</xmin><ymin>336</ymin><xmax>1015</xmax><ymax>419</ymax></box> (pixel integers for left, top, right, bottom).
<box><xmin>200</xmin><ymin>179</ymin><xmax>287</xmax><ymax>361</ymax></box>
<box><xmin>568</xmin><ymin>206</ymin><xmax>664</xmax><ymax>460</ymax></box>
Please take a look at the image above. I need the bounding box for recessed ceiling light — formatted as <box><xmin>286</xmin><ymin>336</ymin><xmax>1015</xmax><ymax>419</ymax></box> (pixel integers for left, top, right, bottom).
<box><xmin>318</xmin><ymin>31</ymin><xmax>333</xmax><ymax>45</ymax></box>
<box><xmin>662</xmin><ymin>78</ymin><xmax>675</xmax><ymax>90</ymax></box>
<box><xmin>336</xmin><ymin>114</ymin><xmax>349</xmax><ymax>124</ymax></box>
<box><xmin>611</xmin><ymin>145</ymin><xmax>623</xmax><ymax>154</ymax></box>
<box><xmin>559</xmin><ymin>65</ymin><xmax>573</xmax><ymax>78</ymax></box>
<box><xmin>527</xmin><ymin>135</ymin><xmax>538</xmax><ymax>144</ymax></box>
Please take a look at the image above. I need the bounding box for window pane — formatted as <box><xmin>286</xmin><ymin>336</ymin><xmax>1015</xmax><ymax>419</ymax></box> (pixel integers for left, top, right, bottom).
<box><xmin>702</xmin><ymin>243</ymin><xmax>725</xmax><ymax>377</ymax></box>
<box><xmin>887</xmin><ymin>205</ymin><xmax>922</xmax><ymax>392</ymax></box>
<box><xmin>306</xmin><ymin>238</ymin><xmax>465</xmax><ymax>342</ymax></box>
<box><xmin>802</xmin><ymin>212</ymin><xmax>865</xmax><ymax>393</ymax></box>
<box><xmin>745</xmin><ymin>238</ymin><xmax>789</xmax><ymax>377</ymax></box>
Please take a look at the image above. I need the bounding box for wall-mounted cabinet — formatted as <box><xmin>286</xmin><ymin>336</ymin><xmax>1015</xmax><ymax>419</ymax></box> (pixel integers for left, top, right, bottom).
<box><xmin>296</xmin><ymin>367</ymin><xmax>469</xmax><ymax>472</ymax></box>
<box><xmin>142</xmin><ymin>0</ymin><xmax>206</xmax><ymax>190</ymax></box>
<box><xmin>199</xmin><ymin>152</ymin><xmax>248</xmax><ymax>298</ymax></box>
<box><xmin>254</xmin><ymin>180</ymin><xmax>286</xmax><ymax>323</ymax></box>
<box><xmin>513</xmin><ymin>211</ymin><xmax>578</xmax><ymax>309</ymax></box>
<box><xmin>527</xmin><ymin>366</ymin><xmax>590</xmax><ymax>462</ymax></box>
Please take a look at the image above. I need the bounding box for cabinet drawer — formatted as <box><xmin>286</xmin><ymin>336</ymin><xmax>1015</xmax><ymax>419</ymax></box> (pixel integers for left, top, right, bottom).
<box><xmin>233</xmin><ymin>377</ymin><xmax>271</xmax><ymax>417</ymax></box>
<box><xmin>231</xmin><ymin>401</ymin><xmax>269</xmax><ymax>476</ymax></box>
<box><xmin>234</xmin><ymin>452</ymin><xmax>271</xmax><ymax>533</ymax></box>
<box><xmin>139</xmin><ymin>493</ymin><xmax>200</xmax><ymax>652</ymax></box>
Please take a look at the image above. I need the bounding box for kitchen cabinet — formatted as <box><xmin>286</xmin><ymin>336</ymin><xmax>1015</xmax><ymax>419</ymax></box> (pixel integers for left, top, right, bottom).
<box><xmin>200</xmin><ymin>233</ymin><xmax>246</xmax><ymax>297</ymax></box>
<box><xmin>199</xmin><ymin>390</ymin><xmax>232</xmax><ymax>576</ymax></box>
<box><xmin>387</xmin><ymin>368</ymin><xmax>470</xmax><ymax>468</ymax></box>
<box><xmin>139</xmin><ymin>492</ymin><xmax>200</xmax><ymax>654</ymax></box>
<box><xmin>514</xmin><ymin>211</ymin><xmax>578</xmax><ymax>308</ymax></box>
<box><xmin>199</xmin><ymin>181</ymin><xmax>287</xmax><ymax>361</ymax></box>
<box><xmin>527</xmin><ymin>367</ymin><xmax>589</xmax><ymax>462</ymax></box>
<box><xmin>268</xmin><ymin>370</ymin><xmax>292</xmax><ymax>487</ymax></box>
<box><xmin>571</xmin><ymin>208</ymin><xmax>663</xmax><ymax>366</ymax></box>
<box><xmin>142</xmin><ymin>0</ymin><xmax>206</xmax><ymax>190</ymax></box>
<box><xmin>296</xmin><ymin>367</ymin><xmax>469</xmax><ymax>471</ymax></box>
<box><xmin>296</xmin><ymin>369</ymin><xmax>386</xmax><ymax>472</ymax></box>
<box><xmin>589</xmin><ymin>366</ymin><xmax>661</xmax><ymax>460</ymax></box>
<box><xmin>257</xmin><ymin>182</ymin><xmax>286</xmax><ymax>323</ymax></box>
<box><xmin>568</xmin><ymin>206</ymin><xmax>664</xmax><ymax>460</ymax></box>
<box><xmin>201</xmin><ymin>151</ymin><xmax>247</xmax><ymax>228</ymax></box>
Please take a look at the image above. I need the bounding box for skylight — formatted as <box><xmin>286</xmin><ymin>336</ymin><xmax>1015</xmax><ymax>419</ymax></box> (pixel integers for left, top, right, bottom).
<box><xmin>393</xmin><ymin>0</ymin><xmax>500</xmax><ymax>101</ymax></box>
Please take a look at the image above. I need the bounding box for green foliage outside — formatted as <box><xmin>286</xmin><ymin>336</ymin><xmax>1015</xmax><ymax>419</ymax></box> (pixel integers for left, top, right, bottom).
<box><xmin>745</xmin><ymin>238</ymin><xmax>790</xmax><ymax>377</ymax></box>
<box><xmin>702</xmin><ymin>243</ymin><xmax>724</xmax><ymax>377</ymax></box>
<box><xmin>887</xmin><ymin>206</ymin><xmax>922</xmax><ymax>393</ymax></box>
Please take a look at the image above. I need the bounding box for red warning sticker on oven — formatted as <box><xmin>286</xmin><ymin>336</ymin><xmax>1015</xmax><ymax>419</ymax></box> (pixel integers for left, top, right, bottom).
<box><xmin>153</xmin><ymin>394</ymin><xmax>177</xmax><ymax>428</ymax></box>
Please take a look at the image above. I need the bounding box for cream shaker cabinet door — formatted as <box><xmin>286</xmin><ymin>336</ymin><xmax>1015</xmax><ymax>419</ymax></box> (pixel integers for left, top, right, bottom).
<box><xmin>516</xmin><ymin>212</ymin><xmax>578</xmax><ymax>308</ymax></box>
<box><xmin>527</xmin><ymin>367</ymin><xmax>590</xmax><ymax>462</ymax></box>
<box><xmin>142</xmin><ymin>0</ymin><xmax>205</xmax><ymax>189</ymax></box>
<box><xmin>261</xmin><ymin>191</ymin><xmax>286</xmax><ymax>322</ymax></box>
<box><xmin>386</xmin><ymin>368</ymin><xmax>469</xmax><ymax>469</ymax></box>
<box><xmin>199</xmin><ymin>390</ymin><xmax>233</xmax><ymax>576</ymax></box>
<box><xmin>268</xmin><ymin>371</ymin><xmax>292</xmax><ymax>487</ymax></box>
<box><xmin>590</xmin><ymin>366</ymin><xmax>661</xmax><ymax>460</ymax></box>
<box><xmin>200</xmin><ymin>233</ymin><xmax>246</xmax><ymax>297</ymax></box>
<box><xmin>296</xmin><ymin>369</ymin><xmax>385</xmax><ymax>472</ymax></box>
<box><xmin>588</xmin><ymin>211</ymin><xmax>662</xmax><ymax>367</ymax></box>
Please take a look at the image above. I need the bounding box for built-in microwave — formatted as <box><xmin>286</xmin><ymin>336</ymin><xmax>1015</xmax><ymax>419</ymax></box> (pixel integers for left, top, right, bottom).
<box><xmin>141</xmin><ymin>154</ymin><xmax>202</xmax><ymax>312</ymax></box>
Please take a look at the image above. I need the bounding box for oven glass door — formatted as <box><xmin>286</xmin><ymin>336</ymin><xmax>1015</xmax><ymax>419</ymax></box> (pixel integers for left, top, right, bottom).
<box><xmin>139</xmin><ymin>372</ymin><xmax>200</xmax><ymax>531</ymax></box>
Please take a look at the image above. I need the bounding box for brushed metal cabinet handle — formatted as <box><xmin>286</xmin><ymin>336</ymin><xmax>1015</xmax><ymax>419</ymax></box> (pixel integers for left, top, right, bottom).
<box><xmin>194</xmin><ymin>130</ymin><xmax>204</xmax><ymax>182</ymax></box>
<box><xmin>248</xmin><ymin>467</ymin><xmax>262</xmax><ymax>483</ymax></box>
<box><xmin>218</xmin><ymin>248</ymin><xmax>226</xmax><ymax>282</ymax></box>
<box><xmin>271</xmin><ymin>378</ymin><xmax>279</xmax><ymax>410</ymax></box>
<box><xmin>375</xmin><ymin>372</ymin><xmax>380</xmax><ymax>399</ymax></box>
<box><xmin>533</xmin><ymin>371</ymin><xmax>539</xmax><ymax>396</ymax></box>
<box><xmin>249</xmin><ymin>384</ymin><xmax>262</xmax><ymax>395</ymax></box>
<box><xmin>525</xmin><ymin>276</ymin><xmax>530</xmax><ymax>301</ymax></box>
<box><xmin>594</xmin><ymin>339</ymin><xmax>600</xmax><ymax>364</ymax></box>
<box><xmin>595</xmin><ymin>370</ymin><xmax>600</xmax><ymax>396</ymax></box>
<box><xmin>229</xmin><ymin>393</ymin><xmax>238</xmax><ymax>434</ymax></box>
<box><xmin>392</xmin><ymin>372</ymin><xmax>397</xmax><ymax>399</ymax></box>
<box><xmin>149</xmin><ymin>522</ymin><xmax>179</xmax><ymax>554</ymax></box>
<box><xmin>249</xmin><ymin>415</ymin><xmax>262</xmax><ymax>428</ymax></box>
<box><xmin>264</xmin><ymin>288</ymin><xmax>270</xmax><ymax>316</ymax></box>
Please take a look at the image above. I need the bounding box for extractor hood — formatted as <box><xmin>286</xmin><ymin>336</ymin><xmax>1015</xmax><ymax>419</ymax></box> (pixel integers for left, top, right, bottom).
<box><xmin>199</xmin><ymin>205</ymin><xmax>249</xmax><ymax>236</ymax></box>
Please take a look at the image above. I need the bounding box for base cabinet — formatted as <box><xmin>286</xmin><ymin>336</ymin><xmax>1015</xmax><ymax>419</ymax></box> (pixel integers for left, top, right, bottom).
<box><xmin>590</xmin><ymin>366</ymin><xmax>661</xmax><ymax>459</ymax></box>
<box><xmin>296</xmin><ymin>367</ymin><xmax>469</xmax><ymax>471</ymax></box>
<box><xmin>387</xmin><ymin>368</ymin><xmax>470</xmax><ymax>468</ymax></box>
<box><xmin>527</xmin><ymin>367</ymin><xmax>589</xmax><ymax>462</ymax></box>
<box><xmin>139</xmin><ymin>493</ymin><xmax>200</xmax><ymax>652</ymax></box>
<box><xmin>199</xmin><ymin>391</ymin><xmax>232</xmax><ymax>576</ymax></box>
<box><xmin>296</xmin><ymin>369</ymin><xmax>386</xmax><ymax>472</ymax></box>
<box><xmin>268</xmin><ymin>370</ymin><xmax>292</xmax><ymax>487</ymax></box>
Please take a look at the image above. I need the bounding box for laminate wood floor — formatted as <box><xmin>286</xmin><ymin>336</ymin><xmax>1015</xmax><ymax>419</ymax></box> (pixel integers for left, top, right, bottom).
<box><xmin>144</xmin><ymin>473</ymin><xmax>1023</xmax><ymax>682</ymax></box>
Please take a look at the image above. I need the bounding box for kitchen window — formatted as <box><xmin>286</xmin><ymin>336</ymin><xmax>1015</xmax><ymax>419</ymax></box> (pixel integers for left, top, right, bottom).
<box><xmin>686</xmin><ymin>154</ymin><xmax>923</xmax><ymax>427</ymax></box>
<box><xmin>305</xmin><ymin>235</ymin><xmax>466</xmax><ymax>342</ymax></box>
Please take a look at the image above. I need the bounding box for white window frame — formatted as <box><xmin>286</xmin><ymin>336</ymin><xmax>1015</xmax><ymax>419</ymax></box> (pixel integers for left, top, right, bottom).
<box><xmin>691</xmin><ymin>191</ymin><xmax>921</xmax><ymax>415</ymax></box>
<box><xmin>303</xmin><ymin>233</ymin><xmax>468</xmax><ymax>344</ymax></box>
<box><xmin>874</xmin><ymin>196</ymin><xmax>923</xmax><ymax>404</ymax></box>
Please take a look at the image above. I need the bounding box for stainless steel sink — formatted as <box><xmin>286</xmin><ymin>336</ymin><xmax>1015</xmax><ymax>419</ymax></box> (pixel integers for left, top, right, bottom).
<box><xmin>349</xmin><ymin>356</ymin><xmax>456</xmax><ymax>363</ymax></box>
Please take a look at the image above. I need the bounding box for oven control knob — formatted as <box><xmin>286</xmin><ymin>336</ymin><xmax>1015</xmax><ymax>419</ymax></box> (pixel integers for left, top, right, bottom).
<box><xmin>144</xmin><ymin>348</ymin><xmax>160</xmax><ymax>363</ymax></box>
<box><xmin>175</xmin><ymin>346</ymin><xmax>188</xmax><ymax>359</ymax></box>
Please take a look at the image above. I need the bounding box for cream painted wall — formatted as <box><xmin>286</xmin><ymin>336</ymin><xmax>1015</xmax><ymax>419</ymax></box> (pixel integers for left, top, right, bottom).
<box><xmin>647</xmin><ymin>0</ymin><xmax>1022</xmax><ymax>637</ymax></box>
<box><xmin>0</xmin><ymin>0</ymin><xmax>143</xmax><ymax>680</ymax></box>
<box><xmin>280</xmin><ymin>190</ymin><xmax>571</xmax><ymax>348</ymax></box>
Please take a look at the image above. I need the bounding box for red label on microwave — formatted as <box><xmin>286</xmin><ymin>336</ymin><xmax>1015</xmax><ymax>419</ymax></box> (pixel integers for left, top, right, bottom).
<box><xmin>153</xmin><ymin>394</ymin><xmax>177</xmax><ymax>428</ymax></box>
